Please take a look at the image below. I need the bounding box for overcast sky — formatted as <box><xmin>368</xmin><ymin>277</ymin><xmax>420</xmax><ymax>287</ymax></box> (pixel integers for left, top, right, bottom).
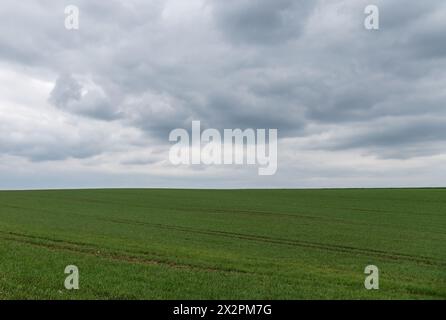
<box><xmin>1</xmin><ymin>0</ymin><xmax>446</xmax><ymax>189</ymax></box>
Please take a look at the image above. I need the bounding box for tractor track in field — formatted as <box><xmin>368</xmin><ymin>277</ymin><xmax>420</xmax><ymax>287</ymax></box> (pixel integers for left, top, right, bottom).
<box><xmin>2</xmin><ymin>202</ymin><xmax>445</xmax><ymax>267</ymax></box>
<box><xmin>103</xmin><ymin>217</ymin><xmax>446</xmax><ymax>267</ymax></box>
<box><xmin>0</xmin><ymin>230</ymin><xmax>250</xmax><ymax>275</ymax></box>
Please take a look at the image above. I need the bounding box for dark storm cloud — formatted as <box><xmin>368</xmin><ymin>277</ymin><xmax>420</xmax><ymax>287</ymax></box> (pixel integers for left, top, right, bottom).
<box><xmin>0</xmin><ymin>0</ymin><xmax>446</xmax><ymax>165</ymax></box>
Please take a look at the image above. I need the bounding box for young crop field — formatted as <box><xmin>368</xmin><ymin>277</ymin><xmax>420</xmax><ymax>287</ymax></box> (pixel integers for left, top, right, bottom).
<box><xmin>0</xmin><ymin>188</ymin><xmax>445</xmax><ymax>299</ymax></box>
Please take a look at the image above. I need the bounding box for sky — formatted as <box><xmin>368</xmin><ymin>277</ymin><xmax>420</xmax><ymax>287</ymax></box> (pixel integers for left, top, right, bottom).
<box><xmin>1</xmin><ymin>0</ymin><xmax>446</xmax><ymax>189</ymax></box>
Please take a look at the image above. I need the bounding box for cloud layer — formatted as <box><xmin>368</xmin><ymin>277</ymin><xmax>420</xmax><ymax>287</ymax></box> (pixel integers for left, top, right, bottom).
<box><xmin>1</xmin><ymin>0</ymin><xmax>446</xmax><ymax>188</ymax></box>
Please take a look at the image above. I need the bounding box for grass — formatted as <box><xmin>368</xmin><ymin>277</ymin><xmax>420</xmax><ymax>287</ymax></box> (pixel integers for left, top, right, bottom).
<box><xmin>0</xmin><ymin>188</ymin><xmax>445</xmax><ymax>299</ymax></box>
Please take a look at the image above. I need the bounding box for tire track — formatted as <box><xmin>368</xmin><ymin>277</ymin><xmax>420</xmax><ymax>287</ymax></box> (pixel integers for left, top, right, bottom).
<box><xmin>0</xmin><ymin>230</ymin><xmax>249</xmax><ymax>275</ymax></box>
<box><xmin>2</xmin><ymin>202</ymin><xmax>445</xmax><ymax>267</ymax></box>
<box><xmin>103</xmin><ymin>217</ymin><xmax>446</xmax><ymax>267</ymax></box>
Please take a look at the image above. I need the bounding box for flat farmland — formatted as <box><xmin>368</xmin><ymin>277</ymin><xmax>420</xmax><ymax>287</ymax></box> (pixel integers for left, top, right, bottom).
<box><xmin>0</xmin><ymin>189</ymin><xmax>445</xmax><ymax>299</ymax></box>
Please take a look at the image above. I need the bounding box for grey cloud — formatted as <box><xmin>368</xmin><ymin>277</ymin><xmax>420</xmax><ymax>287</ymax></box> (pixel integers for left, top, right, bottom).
<box><xmin>1</xmin><ymin>0</ymin><xmax>446</xmax><ymax>188</ymax></box>
<box><xmin>378</xmin><ymin>1</ymin><xmax>442</xmax><ymax>30</ymax></box>
<box><xmin>49</xmin><ymin>74</ymin><xmax>82</xmax><ymax>107</ymax></box>
<box><xmin>0</xmin><ymin>124</ymin><xmax>106</xmax><ymax>162</ymax></box>
<box><xmin>38</xmin><ymin>0</ymin><xmax>446</xmax><ymax>158</ymax></box>
<box><xmin>319</xmin><ymin>117</ymin><xmax>446</xmax><ymax>159</ymax></box>
<box><xmin>408</xmin><ymin>27</ymin><xmax>446</xmax><ymax>59</ymax></box>
<box><xmin>49</xmin><ymin>74</ymin><xmax>121</xmax><ymax>120</ymax></box>
<box><xmin>211</xmin><ymin>0</ymin><xmax>317</xmax><ymax>45</ymax></box>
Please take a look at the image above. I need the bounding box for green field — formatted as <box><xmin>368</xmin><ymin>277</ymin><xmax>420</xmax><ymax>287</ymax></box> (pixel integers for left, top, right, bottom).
<box><xmin>0</xmin><ymin>188</ymin><xmax>445</xmax><ymax>299</ymax></box>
